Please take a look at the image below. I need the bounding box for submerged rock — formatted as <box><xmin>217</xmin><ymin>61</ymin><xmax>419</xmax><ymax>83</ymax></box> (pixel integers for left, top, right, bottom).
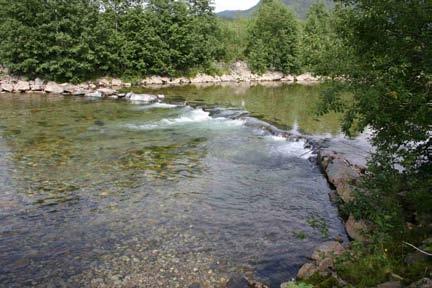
<box><xmin>85</xmin><ymin>91</ymin><xmax>102</xmax><ymax>98</ymax></box>
<box><xmin>125</xmin><ymin>92</ymin><xmax>158</xmax><ymax>103</ymax></box>
<box><xmin>206</xmin><ymin>108</ymin><xmax>249</xmax><ymax>119</ymax></box>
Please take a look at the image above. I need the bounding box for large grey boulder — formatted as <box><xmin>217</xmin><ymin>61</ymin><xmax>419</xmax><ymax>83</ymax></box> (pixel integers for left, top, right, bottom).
<box><xmin>15</xmin><ymin>80</ymin><xmax>30</xmax><ymax>92</ymax></box>
<box><xmin>31</xmin><ymin>78</ymin><xmax>44</xmax><ymax>91</ymax></box>
<box><xmin>44</xmin><ymin>81</ymin><xmax>64</xmax><ymax>94</ymax></box>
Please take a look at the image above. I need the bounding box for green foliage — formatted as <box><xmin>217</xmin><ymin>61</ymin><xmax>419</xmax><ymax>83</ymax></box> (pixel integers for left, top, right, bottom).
<box><xmin>303</xmin><ymin>273</ymin><xmax>342</xmax><ymax>288</ymax></box>
<box><xmin>281</xmin><ymin>281</ymin><xmax>313</xmax><ymax>288</ymax></box>
<box><xmin>218</xmin><ymin>18</ymin><xmax>248</xmax><ymax>63</ymax></box>
<box><xmin>245</xmin><ymin>0</ymin><xmax>301</xmax><ymax>74</ymax></box>
<box><xmin>319</xmin><ymin>0</ymin><xmax>432</xmax><ymax>234</ymax></box>
<box><xmin>0</xmin><ymin>0</ymin><xmax>223</xmax><ymax>82</ymax></box>
<box><xmin>335</xmin><ymin>242</ymin><xmax>394</xmax><ymax>287</ymax></box>
<box><xmin>301</xmin><ymin>1</ymin><xmax>349</xmax><ymax>76</ymax></box>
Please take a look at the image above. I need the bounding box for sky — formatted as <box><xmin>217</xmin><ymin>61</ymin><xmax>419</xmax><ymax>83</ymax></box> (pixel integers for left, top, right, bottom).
<box><xmin>213</xmin><ymin>0</ymin><xmax>260</xmax><ymax>12</ymax></box>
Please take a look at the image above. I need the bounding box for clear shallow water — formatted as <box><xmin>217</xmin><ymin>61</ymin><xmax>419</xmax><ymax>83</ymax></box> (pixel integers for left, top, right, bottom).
<box><xmin>0</xmin><ymin>85</ymin><xmax>345</xmax><ymax>288</ymax></box>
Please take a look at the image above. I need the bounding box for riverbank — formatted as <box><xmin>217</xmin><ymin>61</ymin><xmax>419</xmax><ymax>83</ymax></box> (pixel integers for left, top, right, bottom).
<box><xmin>0</xmin><ymin>62</ymin><xmax>320</xmax><ymax>95</ymax></box>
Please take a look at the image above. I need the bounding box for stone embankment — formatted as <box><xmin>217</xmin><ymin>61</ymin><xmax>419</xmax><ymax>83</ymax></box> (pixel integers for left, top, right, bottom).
<box><xmin>0</xmin><ymin>62</ymin><xmax>320</xmax><ymax>95</ymax></box>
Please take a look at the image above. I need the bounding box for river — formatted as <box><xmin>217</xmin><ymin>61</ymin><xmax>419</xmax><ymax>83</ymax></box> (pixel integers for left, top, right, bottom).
<box><xmin>0</xmin><ymin>83</ymin><xmax>346</xmax><ymax>287</ymax></box>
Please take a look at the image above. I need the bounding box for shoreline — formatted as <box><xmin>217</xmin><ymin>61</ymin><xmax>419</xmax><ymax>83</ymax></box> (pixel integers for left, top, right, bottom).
<box><xmin>0</xmin><ymin>61</ymin><xmax>321</xmax><ymax>96</ymax></box>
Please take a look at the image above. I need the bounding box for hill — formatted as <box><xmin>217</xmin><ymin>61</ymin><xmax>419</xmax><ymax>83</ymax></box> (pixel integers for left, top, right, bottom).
<box><xmin>217</xmin><ymin>0</ymin><xmax>333</xmax><ymax>19</ymax></box>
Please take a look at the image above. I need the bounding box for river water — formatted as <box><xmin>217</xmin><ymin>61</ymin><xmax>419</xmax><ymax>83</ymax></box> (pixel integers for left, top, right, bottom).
<box><xmin>0</xmin><ymin>84</ymin><xmax>346</xmax><ymax>287</ymax></box>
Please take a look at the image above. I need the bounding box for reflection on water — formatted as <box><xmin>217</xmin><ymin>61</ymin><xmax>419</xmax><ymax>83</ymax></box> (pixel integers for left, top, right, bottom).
<box><xmin>128</xmin><ymin>82</ymin><xmax>342</xmax><ymax>135</ymax></box>
<box><xmin>0</xmin><ymin>86</ymin><xmax>345</xmax><ymax>288</ymax></box>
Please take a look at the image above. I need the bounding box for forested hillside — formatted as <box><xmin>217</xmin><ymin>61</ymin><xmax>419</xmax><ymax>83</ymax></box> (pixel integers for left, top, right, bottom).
<box><xmin>217</xmin><ymin>0</ymin><xmax>333</xmax><ymax>19</ymax></box>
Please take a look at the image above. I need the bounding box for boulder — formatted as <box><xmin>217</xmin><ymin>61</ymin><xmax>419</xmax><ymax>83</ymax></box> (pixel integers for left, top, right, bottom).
<box><xmin>72</xmin><ymin>89</ymin><xmax>89</xmax><ymax>96</ymax></box>
<box><xmin>123</xmin><ymin>82</ymin><xmax>132</xmax><ymax>88</ymax></box>
<box><xmin>85</xmin><ymin>91</ymin><xmax>102</xmax><ymax>98</ymax></box>
<box><xmin>97</xmin><ymin>87</ymin><xmax>117</xmax><ymax>97</ymax></box>
<box><xmin>15</xmin><ymin>80</ymin><xmax>30</xmax><ymax>92</ymax></box>
<box><xmin>311</xmin><ymin>241</ymin><xmax>345</xmax><ymax>261</ymax></box>
<box><xmin>61</xmin><ymin>84</ymin><xmax>76</xmax><ymax>94</ymax></box>
<box><xmin>111</xmin><ymin>78</ymin><xmax>123</xmax><ymax>87</ymax></box>
<box><xmin>31</xmin><ymin>78</ymin><xmax>44</xmax><ymax>91</ymax></box>
<box><xmin>336</xmin><ymin>182</ymin><xmax>355</xmax><ymax>203</ymax></box>
<box><xmin>98</xmin><ymin>78</ymin><xmax>110</xmax><ymax>87</ymax></box>
<box><xmin>295</xmin><ymin>73</ymin><xmax>320</xmax><ymax>84</ymax></box>
<box><xmin>220</xmin><ymin>74</ymin><xmax>237</xmax><ymax>82</ymax></box>
<box><xmin>326</xmin><ymin>158</ymin><xmax>360</xmax><ymax>187</ymax></box>
<box><xmin>345</xmin><ymin>215</ymin><xmax>369</xmax><ymax>241</ymax></box>
<box><xmin>259</xmin><ymin>71</ymin><xmax>284</xmax><ymax>81</ymax></box>
<box><xmin>44</xmin><ymin>81</ymin><xmax>64</xmax><ymax>94</ymax></box>
<box><xmin>125</xmin><ymin>92</ymin><xmax>157</xmax><ymax>103</ymax></box>
<box><xmin>142</xmin><ymin>76</ymin><xmax>169</xmax><ymax>85</ymax></box>
<box><xmin>190</xmin><ymin>74</ymin><xmax>220</xmax><ymax>83</ymax></box>
<box><xmin>157</xmin><ymin>94</ymin><xmax>165</xmax><ymax>100</ymax></box>
<box><xmin>281</xmin><ymin>75</ymin><xmax>295</xmax><ymax>82</ymax></box>
<box><xmin>1</xmin><ymin>83</ymin><xmax>14</xmax><ymax>92</ymax></box>
<box><xmin>297</xmin><ymin>263</ymin><xmax>319</xmax><ymax>279</ymax></box>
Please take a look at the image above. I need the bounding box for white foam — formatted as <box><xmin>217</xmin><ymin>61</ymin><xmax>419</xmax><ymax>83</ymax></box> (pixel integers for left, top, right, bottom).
<box><xmin>125</xmin><ymin>108</ymin><xmax>245</xmax><ymax>131</ymax></box>
<box><xmin>266</xmin><ymin>135</ymin><xmax>287</xmax><ymax>141</ymax></box>
<box><xmin>161</xmin><ymin>109</ymin><xmax>211</xmax><ymax>125</ymax></box>
<box><xmin>274</xmin><ymin>139</ymin><xmax>313</xmax><ymax>159</ymax></box>
<box><xmin>135</xmin><ymin>102</ymin><xmax>178</xmax><ymax>110</ymax></box>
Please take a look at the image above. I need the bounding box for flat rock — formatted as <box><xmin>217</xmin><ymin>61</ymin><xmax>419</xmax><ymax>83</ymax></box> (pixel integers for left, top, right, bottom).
<box><xmin>97</xmin><ymin>88</ymin><xmax>117</xmax><ymax>96</ymax></box>
<box><xmin>1</xmin><ymin>83</ymin><xmax>14</xmax><ymax>92</ymax></box>
<box><xmin>15</xmin><ymin>80</ymin><xmax>30</xmax><ymax>92</ymax></box>
<box><xmin>44</xmin><ymin>81</ymin><xmax>64</xmax><ymax>94</ymax></box>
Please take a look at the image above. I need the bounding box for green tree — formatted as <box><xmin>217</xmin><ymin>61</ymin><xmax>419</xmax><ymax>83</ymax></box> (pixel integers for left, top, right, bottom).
<box><xmin>0</xmin><ymin>0</ymin><xmax>103</xmax><ymax>82</ymax></box>
<box><xmin>322</xmin><ymin>0</ymin><xmax>432</xmax><ymax>227</ymax></box>
<box><xmin>246</xmin><ymin>0</ymin><xmax>301</xmax><ymax>74</ymax></box>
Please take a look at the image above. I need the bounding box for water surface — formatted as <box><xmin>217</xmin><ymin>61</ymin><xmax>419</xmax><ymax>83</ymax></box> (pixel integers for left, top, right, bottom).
<box><xmin>0</xmin><ymin>84</ymin><xmax>345</xmax><ymax>287</ymax></box>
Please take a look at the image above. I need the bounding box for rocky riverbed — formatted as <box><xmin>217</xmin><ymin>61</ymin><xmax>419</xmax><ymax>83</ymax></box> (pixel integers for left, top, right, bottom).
<box><xmin>1</xmin><ymin>84</ymin><xmax>397</xmax><ymax>288</ymax></box>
